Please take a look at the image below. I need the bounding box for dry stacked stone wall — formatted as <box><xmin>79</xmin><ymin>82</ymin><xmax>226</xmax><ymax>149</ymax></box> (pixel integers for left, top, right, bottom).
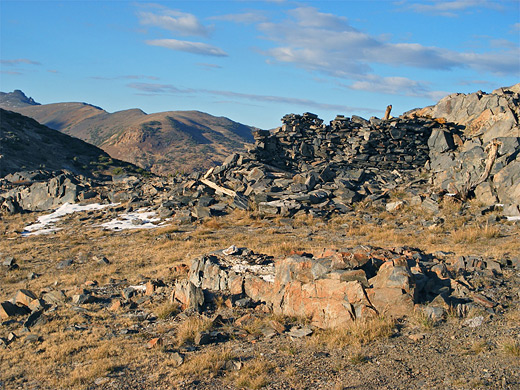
<box><xmin>250</xmin><ymin>112</ymin><xmax>436</xmax><ymax>173</ymax></box>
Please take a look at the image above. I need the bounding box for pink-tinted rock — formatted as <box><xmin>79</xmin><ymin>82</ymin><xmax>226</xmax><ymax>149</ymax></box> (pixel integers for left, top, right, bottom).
<box><xmin>244</xmin><ymin>275</ymin><xmax>273</xmax><ymax>303</ymax></box>
<box><xmin>13</xmin><ymin>289</ymin><xmax>38</xmax><ymax>307</ymax></box>
<box><xmin>366</xmin><ymin>287</ymin><xmax>415</xmax><ymax>318</ymax></box>
<box><xmin>170</xmin><ymin>280</ymin><xmax>204</xmax><ymax>311</ymax></box>
<box><xmin>228</xmin><ymin>273</ymin><xmax>244</xmax><ymax>295</ymax></box>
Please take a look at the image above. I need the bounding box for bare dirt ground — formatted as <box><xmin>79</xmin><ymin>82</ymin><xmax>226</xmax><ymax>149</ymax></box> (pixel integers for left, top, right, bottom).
<box><xmin>1</xmin><ymin>200</ymin><xmax>519</xmax><ymax>390</ymax></box>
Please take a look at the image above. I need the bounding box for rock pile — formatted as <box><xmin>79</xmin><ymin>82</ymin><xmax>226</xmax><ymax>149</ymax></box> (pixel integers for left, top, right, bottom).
<box><xmin>191</xmin><ymin>113</ymin><xmax>452</xmax><ymax>218</ymax></box>
<box><xmin>251</xmin><ymin>112</ymin><xmax>432</xmax><ymax>172</ymax></box>
<box><xmin>171</xmin><ymin>245</ymin><xmax>514</xmax><ymax>329</ymax></box>
<box><xmin>2</xmin><ymin>84</ymin><xmax>519</xmax><ymax>218</ymax></box>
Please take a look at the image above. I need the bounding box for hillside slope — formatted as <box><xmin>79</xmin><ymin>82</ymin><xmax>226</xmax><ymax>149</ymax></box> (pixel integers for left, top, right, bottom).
<box><xmin>0</xmin><ymin>91</ymin><xmax>256</xmax><ymax>175</ymax></box>
<box><xmin>0</xmin><ymin>108</ymin><xmax>141</xmax><ymax>179</ymax></box>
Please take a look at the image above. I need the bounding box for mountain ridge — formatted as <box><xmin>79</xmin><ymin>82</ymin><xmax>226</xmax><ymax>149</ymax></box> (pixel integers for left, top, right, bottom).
<box><xmin>0</xmin><ymin>90</ymin><xmax>257</xmax><ymax>175</ymax></box>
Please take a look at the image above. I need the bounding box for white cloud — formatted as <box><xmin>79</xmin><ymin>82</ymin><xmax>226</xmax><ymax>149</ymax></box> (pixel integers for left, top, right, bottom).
<box><xmin>196</xmin><ymin>63</ymin><xmax>223</xmax><ymax>69</ymax></box>
<box><xmin>405</xmin><ymin>0</ymin><xmax>503</xmax><ymax>17</ymax></box>
<box><xmin>258</xmin><ymin>6</ymin><xmax>519</xmax><ymax>79</ymax></box>
<box><xmin>457</xmin><ymin>79</ymin><xmax>494</xmax><ymax>86</ymax></box>
<box><xmin>0</xmin><ymin>70</ymin><xmax>22</xmax><ymax>75</ymax></box>
<box><xmin>138</xmin><ymin>9</ymin><xmax>211</xmax><ymax>36</ymax></box>
<box><xmin>489</xmin><ymin>39</ymin><xmax>518</xmax><ymax>50</ymax></box>
<box><xmin>452</xmin><ymin>49</ymin><xmax>520</xmax><ymax>75</ymax></box>
<box><xmin>349</xmin><ymin>75</ymin><xmax>429</xmax><ymax>96</ymax></box>
<box><xmin>205</xmin><ymin>89</ymin><xmax>375</xmax><ymax>112</ymax></box>
<box><xmin>91</xmin><ymin>75</ymin><xmax>159</xmax><ymax>81</ymax></box>
<box><xmin>146</xmin><ymin>39</ymin><xmax>228</xmax><ymax>57</ymax></box>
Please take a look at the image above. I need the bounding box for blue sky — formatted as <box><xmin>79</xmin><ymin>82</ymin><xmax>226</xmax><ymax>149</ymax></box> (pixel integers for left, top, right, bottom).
<box><xmin>1</xmin><ymin>0</ymin><xmax>519</xmax><ymax>129</ymax></box>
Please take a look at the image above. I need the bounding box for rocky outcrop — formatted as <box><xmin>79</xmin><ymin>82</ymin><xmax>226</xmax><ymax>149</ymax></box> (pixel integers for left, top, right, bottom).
<box><xmin>171</xmin><ymin>245</ymin><xmax>509</xmax><ymax>328</ymax></box>
<box><xmin>191</xmin><ymin>114</ymin><xmax>450</xmax><ymax>218</ymax></box>
<box><xmin>251</xmin><ymin>112</ymin><xmax>431</xmax><ymax>172</ymax></box>
<box><xmin>409</xmin><ymin>84</ymin><xmax>520</xmax><ymax>143</ymax></box>
<box><xmin>0</xmin><ymin>171</ymin><xmax>88</xmax><ymax>212</ymax></box>
<box><xmin>410</xmin><ymin>84</ymin><xmax>520</xmax><ymax>212</ymax></box>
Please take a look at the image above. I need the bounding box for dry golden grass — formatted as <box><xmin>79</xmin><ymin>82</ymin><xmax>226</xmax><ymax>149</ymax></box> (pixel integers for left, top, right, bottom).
<box><xmin>451</xmin><ymin>224</ymin><xmax>501</xmax><ymax>244</ymax></box>
<box><xmin>504</xmin><ymin>306</ymin><xmax>520</xmax><ymax>323</ymax></box>
<box><xmin>155</xmin><ymin>302</ymin><xmax>180</xmax><ymax>320</ymax></box>
<box><xmin>174</xmin><ymin>315</ymin><xmax>214</xmax><ymax>347</ymax></box>
<box><xmin>1</xmin><ymin>203</ymin><xmax>519</xmax><ymax>389</ymax></box>
<box><xmin>232</xmin><ymin>357</ymin><xmax>274</xmax><ymax>389</ymax></box>
<box><xmin>309</xmin><ymin>316</ymin><xmax>395</xmax><ymax>349</ymax></box>
<box><xmin>175</xmin><ymin>346</ymin><xmax>235</xmax><ymax>378</ymax></box>
<box><xmin>2</xmin><ymin>326</ymin><xmax>131</xmax><ymax>388</ymax></box>
<box><xmin>502</xmin><ymin>339</ymin><xmax>520</xmax><ymax>357</ymax></box>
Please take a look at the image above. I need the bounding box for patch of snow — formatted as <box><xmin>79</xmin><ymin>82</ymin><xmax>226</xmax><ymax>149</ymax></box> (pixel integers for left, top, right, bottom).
<box><xmin>231</xmin><ymin>262</ymin><xmax>275</xmax><ymax>283</ymax></box>
<box><xmin>129</xmin><ymin>285</ymin><xmax>147</xmax><ymax>292</ymax></box>
<box><xmin>100</xmin><ymin>208</ymin><xmax>168</xmax><ymax>231</ymax></box>
<box><xmin>22</xmin><ymin>202</ymin><xmax>118</xmax><ymax>237</ymax></box>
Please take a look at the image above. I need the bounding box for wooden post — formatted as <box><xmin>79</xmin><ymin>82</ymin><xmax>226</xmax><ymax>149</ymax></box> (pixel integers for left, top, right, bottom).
<box><xmin>383</xmin><ymin>105</ymin><xmax>392</xmax><ymax>120</ymax></box>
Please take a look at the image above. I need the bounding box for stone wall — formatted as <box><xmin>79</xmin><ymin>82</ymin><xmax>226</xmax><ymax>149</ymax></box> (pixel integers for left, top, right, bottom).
<box><xmin>250</xmin><ymin>112</ymin><xmax>435</xmax><ymax>172</ymax></box>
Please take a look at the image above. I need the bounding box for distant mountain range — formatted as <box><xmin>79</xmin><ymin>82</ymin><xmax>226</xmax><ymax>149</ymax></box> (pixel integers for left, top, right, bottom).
<box><xmin>0</xmin><ymin>90</ymin><xmax>257</xmax><ymax>175</ymax></box>
<box><xmin>0</xmin><ymin>108</ymin><xmax>142</xmax><ymax>178</ymax></box>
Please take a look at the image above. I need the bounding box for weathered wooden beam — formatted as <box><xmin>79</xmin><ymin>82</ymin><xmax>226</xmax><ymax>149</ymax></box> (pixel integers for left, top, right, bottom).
<box><xmin>200</xmin><ymin>178</ymin><xmax>237</xmax><ymax>197</ymax></box>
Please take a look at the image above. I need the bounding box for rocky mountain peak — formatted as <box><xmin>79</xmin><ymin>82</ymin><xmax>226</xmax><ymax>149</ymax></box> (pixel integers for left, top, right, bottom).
<box><xmin>0</xmin><ymin>89</ymin><xmax>40</xmax><ymax>108</ymax></box>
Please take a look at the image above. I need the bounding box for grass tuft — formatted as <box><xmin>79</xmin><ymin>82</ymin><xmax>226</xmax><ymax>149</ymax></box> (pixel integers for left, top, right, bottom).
<box><xmin>155</xmin><ymin>302</ymin><xmax>180</xmax><ymax>320</ymax></box>
<box><xmin>175</xmin><ymin>316</ymin><xmax>214</xmax><ymax>347</ymax></box>
<box><xmin>176</xmin><ymin>346</ymin><xmax>235</xmax><ymax>378</ymax></box>
<box><xmin>231</xmin><ymin>357</ymin><xmax>274</xmax><ymax>389</ymax></box>
<box><xmin>309</xmin><ymin>316</ymin><xmax>395</xmax><ymax>349</ymax></box>
<box><xmin>502</xmin><ymin>339</ymin><xmax>520</xmax><ymax>357</ymax></box>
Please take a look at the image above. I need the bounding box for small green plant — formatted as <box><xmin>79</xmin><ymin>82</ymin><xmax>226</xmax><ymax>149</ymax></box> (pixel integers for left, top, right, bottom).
<box><xmin>112</xmin><ymin>167</ymin><xmax>124</xmax><ymax>176</ymax></box>
<box><xmin>414</xmin><ymin>310</ymin><xmax>435</xmax><ymax>331</ymax></box>
<box><xmin>465</xmin><ymin>340</ymin><xmax>489</xmax><ymax>355</ymax></box>
<box><xmin>98</xmin><ymin>155</ymin><xmax>111</xmax><ymax>163</ymax></box>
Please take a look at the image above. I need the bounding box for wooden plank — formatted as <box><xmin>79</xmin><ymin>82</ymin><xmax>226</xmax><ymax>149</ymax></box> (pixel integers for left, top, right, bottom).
<box><xmin>200</xmin><ymin>178</ymin><xmax>237</xmax><ymax>197</ymax></box>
